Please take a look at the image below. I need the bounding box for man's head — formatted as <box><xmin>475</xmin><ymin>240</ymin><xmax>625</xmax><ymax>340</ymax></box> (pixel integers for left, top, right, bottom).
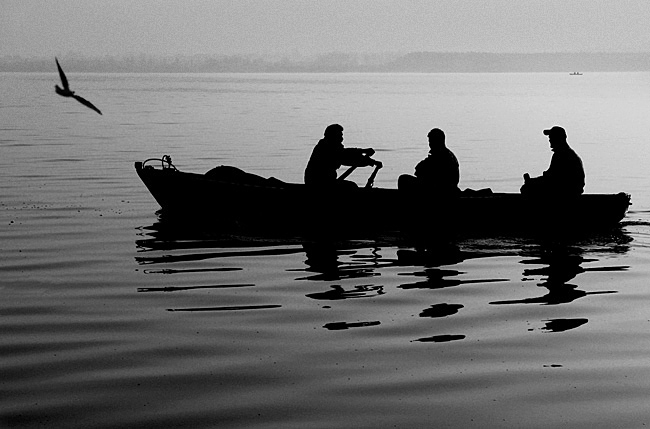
<box><xmin>543</xmin><ymin>126</ymin><xmax>567</xmax><ymax>151</ymax></box>
<box><xmin>324</xmin><ymin>124</ymin><xmax>344</xmax><ymax>143</ymax></box>
<box><xmin>427</xmin><ymin>128</ymin><xmax>445</xmax><ymax>150</ymax></box>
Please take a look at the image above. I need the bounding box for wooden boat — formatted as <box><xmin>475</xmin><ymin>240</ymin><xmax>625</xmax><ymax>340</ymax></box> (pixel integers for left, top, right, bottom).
<box><xmin>135</xmin><ymin>157</ymin><xmax>631</xmax><ymax>238</ymax></box>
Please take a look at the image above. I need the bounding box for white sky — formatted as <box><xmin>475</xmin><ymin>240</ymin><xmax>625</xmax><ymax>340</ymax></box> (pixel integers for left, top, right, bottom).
<box><xmin>3</xmin><ymin>0</ymin><xmax>650</xmax><ymax>57</ymax></box>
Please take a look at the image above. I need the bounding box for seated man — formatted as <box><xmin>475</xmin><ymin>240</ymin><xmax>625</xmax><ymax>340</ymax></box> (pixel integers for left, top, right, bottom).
<box><xmin>521</xmin><ymin>126</ymin><xmax>585</xmax><ymax>197</ymax></box>
<box><xmin>398</xmin><ymin>128</ymin><xmax>460</xmax><ymax>196</ymax></box>
<box><xmin>305</xmin><ymin>124</ymin><xmax>381</xmax><ymax>188</ymax></box>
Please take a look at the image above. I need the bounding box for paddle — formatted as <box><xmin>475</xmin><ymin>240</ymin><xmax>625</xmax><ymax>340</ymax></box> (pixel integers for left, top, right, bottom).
<box><xmin>364</xmin><ymin>163</ymin><xmax>382</xmax><ymax>189</ymax></box>
<box><xmin>338</xmin><ymin>153</ymin><xmax>382</xmax><ymax>186</ymax></box>
<box><xmin>337</xmin><ymin>165</ymin><xmax>358</xmax><ymax>181</ymax></box>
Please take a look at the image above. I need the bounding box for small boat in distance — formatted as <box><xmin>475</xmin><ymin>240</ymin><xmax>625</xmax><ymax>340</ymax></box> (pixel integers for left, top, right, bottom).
<box><xmin>570</xmin><ymin>72</ymin><xmax>583</xmax><ymax>75</ymax></box>
<box><xmin>135</xmin><ymin>157</ymin><xmax>631</xmax><ymax>239</ymax></box>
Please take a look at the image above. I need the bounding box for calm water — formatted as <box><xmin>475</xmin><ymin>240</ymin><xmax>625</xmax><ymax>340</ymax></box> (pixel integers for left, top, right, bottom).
<box><xmin>2</xmin><ymin>72</ymin><xmax>650</xmax><ymax>428</ymax></box>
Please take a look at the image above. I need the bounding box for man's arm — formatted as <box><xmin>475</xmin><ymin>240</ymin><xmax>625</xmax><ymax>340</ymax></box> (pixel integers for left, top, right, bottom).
<box><xmin>341</xmin><ymin>147</ymin><xmax>381</xmax><ymax>167</ymax></box>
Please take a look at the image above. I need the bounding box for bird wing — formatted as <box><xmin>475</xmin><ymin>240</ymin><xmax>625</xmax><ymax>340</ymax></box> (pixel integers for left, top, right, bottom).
<box><xmin>55</xmin><ymin>57</ymin><xmax>70</xmax><ymax>91</ymax></box>
<box><xmin>73</xmin><ymin>94</ymin><xmax>102</xmax><ymax>115</ymax></box>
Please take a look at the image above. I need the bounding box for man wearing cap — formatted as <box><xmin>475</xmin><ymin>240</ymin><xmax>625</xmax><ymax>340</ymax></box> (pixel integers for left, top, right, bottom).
<box><xmin>398</xmin><ymin>128</ymin><xmax>460</xmax><ymax>196</ymax></box>
<box><xmin>521</xmin><ymin>126</ymin><xmax>585</xmax><ymax>197</ymax></box>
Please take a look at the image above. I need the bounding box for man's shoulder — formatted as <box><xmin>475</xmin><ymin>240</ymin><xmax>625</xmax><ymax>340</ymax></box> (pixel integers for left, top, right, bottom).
<box><xmin>313</xmin><ymin>139</ymin><xmax>341</xmax><ymax>151</ymax></box>
<box><xmin>442</xmin><ymin>147</ymin><xmax>459</xmax><ymax>164</ymax></box>
<box><xmin>561</xmin><ymin>147</ymin><xmax>583</xmax><ymax>163</ymax></box>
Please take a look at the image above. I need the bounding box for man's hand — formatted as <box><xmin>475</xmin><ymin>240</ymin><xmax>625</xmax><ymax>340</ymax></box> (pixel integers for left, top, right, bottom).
<box><xmin>364</xmin><ymin>148</ymin><xmax>375</xmax><ymax>157</ymax></box>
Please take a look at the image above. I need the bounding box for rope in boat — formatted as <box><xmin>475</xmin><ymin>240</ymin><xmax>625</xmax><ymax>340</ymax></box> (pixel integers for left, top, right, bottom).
<box><xmin>142</xmin><ymin>155</ymin><xmax>178</xmax><ymax>171</ymax></box>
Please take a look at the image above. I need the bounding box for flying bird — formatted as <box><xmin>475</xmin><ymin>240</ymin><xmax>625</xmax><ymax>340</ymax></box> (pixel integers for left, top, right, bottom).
<box><xmin>55</xmin><ymin>57</ymin><xmax>102</xmax><ymax>115</ymax></box>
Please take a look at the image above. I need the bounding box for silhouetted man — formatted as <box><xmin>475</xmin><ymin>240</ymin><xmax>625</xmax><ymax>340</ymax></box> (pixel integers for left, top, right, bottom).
<box><xmin>521</xmin><ymin>126</ymin><xmax>585</xmax><ymax>197</ymax></box>
<box><xmin>398</xmin><ymin>128</ymin><xmax>460</xmax><ymax>196</ymax></box>
<box><xmin>305</xmin><ymin>124</ymin><xmax>381</xmax><ymax>188</ymax></box>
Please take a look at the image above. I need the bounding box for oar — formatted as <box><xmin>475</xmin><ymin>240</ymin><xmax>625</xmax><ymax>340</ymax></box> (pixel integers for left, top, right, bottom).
<box><xmin>364</xmin><ymin>164</ymin><xmax>382</xmax><ymax>189</ymax></box>
<box><xmin>337</xmin><ymin>165</ymin><xmax>358</xmax><ymax>181</ymax></box>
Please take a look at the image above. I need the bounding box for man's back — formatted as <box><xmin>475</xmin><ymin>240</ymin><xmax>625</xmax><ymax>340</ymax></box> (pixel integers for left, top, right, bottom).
<box><xmin>304</xmin><ymin>138</ymin><xmax>343</xmax><ymax>186</ymax></box>
<box><xmin>543</xmin><ymin>146</ymin><xmax>585</xmax><ymax>195</ymax></box>
<box><xmin>414</xmin><ymin>147</ymin><xmax>460</xmax><ymax>192</ymax></box>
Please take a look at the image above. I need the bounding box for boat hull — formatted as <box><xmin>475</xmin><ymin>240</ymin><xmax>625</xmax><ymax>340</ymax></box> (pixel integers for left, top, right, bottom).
<box><xmin>135</xmin><ymin>161</ymin><xmax>631</xmax><ymax>238</ymax></box>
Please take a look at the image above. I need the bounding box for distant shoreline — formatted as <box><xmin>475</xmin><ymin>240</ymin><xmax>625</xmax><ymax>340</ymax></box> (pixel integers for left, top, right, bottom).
<box><xmin>3</xmin><ymin>52</ymin><xmax>650</xmax><ymax>73</ymax></box>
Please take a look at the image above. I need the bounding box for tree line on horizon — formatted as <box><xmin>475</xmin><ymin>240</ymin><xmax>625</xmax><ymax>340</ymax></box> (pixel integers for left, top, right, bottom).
<box><xmin>3</xmin><ymin>52</ymin><xmax>650</xmax><ymax>73</ymax></box>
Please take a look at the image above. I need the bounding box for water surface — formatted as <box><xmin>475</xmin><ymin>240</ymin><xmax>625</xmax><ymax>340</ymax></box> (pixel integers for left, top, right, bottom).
<box><xmin>2</xmin><ymin>72</ymin><xmax>650</xmax><ymax>428</ymax></box>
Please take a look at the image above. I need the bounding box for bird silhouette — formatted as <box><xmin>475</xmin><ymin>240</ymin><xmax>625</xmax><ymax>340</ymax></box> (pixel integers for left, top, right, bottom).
<box><xmin>55</xmin><ymin>57</ymin><xmax>102</xmax><ymax>115</ymax></box>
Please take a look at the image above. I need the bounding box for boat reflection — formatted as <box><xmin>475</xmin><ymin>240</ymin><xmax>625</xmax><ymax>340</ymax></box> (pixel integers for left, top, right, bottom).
<box><xmin>395</xmin><ymin>244</ymin><xmax>511</xmax><ymax>343</ymax></box>
<box><xmin>396</xmin><ymin>243</ymin><xmax>513</xmax><ymax>290</ymax></box>
<box><xmin>300</xmin><ymin>241</ymin><xmax>387</xmax><ymax>301</ymax></box>
<box><xmin>491</xmin><ymin>243</ymin><xmax>628</xmax><ymax>306</ymax></box>
<box><xmin>135</xmin><ymin>213</ymin><xmax>306</xmax><ymax>267</ymax></box>
<box><xmin>412</xmin><ymin>334</ymin><xmax>466</xmax><ymax>343</ymax></box>
<box><xmin>419</xmin><ymin>303</ymin><xmax>464</xmax><ymax>318</ymax></box>
<box><xmin>323</xmin><ymin>321</ymin><xmax>381</xmax><ymax>331</ymax></box>
<box><xmin>490</xmin><ymin>236</ymin><xmax>630</xmax><ymax>333</ymax></box>
<box><xmin>306</xmin><ymin>284</ymin><xmax>385</xmax><ymax>300</ymax></box>
<box><xmin>136</xmin><ymin>210</ymin><xmax>632</xmax><ymax>333</ymax></box>
<box><xmin>299</xmin><ymin>241</ymin><xmax>381</xmax><ymax>281</ymax></box>
<box><xmin>541</xmin><ymin>318</ymin><xmax>588</xmax><ymax>333</ymax></box>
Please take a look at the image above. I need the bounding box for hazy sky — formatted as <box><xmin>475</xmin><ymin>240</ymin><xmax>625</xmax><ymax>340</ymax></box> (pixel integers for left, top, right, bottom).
<box><xmin>3</xmin><ymin>0</ymin><xmax>650</xmax><ymax>58</ymax></box>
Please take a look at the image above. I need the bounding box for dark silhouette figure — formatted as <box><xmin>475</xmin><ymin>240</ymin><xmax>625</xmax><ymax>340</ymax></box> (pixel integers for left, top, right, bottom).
<box><xmin>520</xmin><ymin>126</ymin><xmax>584</xmax><ymax>196</ymax></box>
<box><xmin>398</xmin><ymin>128</ymin><xmax>460</xmax><ymax>196</ymax></box>
<box><xmin>55</xmin><ymin>57</ymin><xmax>102</xmax><ymax>115</ymax></box>
<box><xmin>304</xmin><ymin>124</ymin><xmax>381</xmax><ymax>188</ymax></box>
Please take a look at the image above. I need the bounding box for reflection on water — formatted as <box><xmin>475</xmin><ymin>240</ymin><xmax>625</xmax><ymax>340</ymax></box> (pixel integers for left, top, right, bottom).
<box><xmin>541</xmin><ymin>318</ymin><xmax>589</xmax><ymax>333</ymax></box>
<box><xmin>492</xmin><ymin>243</ymin><xmax>627</xmax><ymax>308</ymax></box>
<box><xmin>129</xmin><ymin>213</ymin><xmax>640</xmax><ymax>427</ymax></box>
<box><xmin>419</xmin><ymin>303</ymin><xmax>464</xmax><ymax>318</ymax></box>
<box><xmin>138</xmin><ymin>283</ymin><xmax>254</xmax><ymax>292</ymax></box>
<box><xmin>301</xmin><ymin>242</ymin><xmax>381</xmax><ymax>281</ymax></box>
<box><xmin>138</xmin><ymin>213</ymin><xmax>633</xmax><ymax>299</ymax></box>
<box><xmin>412</xmin><ymin>334</ymin><xmax>467</xmax><ymax>343</ymax></box>
<box><xmin>137</xmin><ymin>214</ymin><xmax>633</xmax><ymax>328</ymax></box>
<box><xmin>486</xmin><ymin>239</ymin><xmax>630</xmax><ymax>335</ymax></box>
<box><xmin>398</xmin><ymin>265</ymin><xmax>509</xmax><ymax>290</ymax></box>
<box><xmin>324</xmin><ymin>321</ymin><xmax>381</xmax><ymax>331</ymax></box>
<box><xmin>168</xmin><ymin>304</ymin><xmax>283</xmax><ymax>312</ymax></box>
<box><xmin>306</xmin><ymin>284</ymin><xmax>385</xmax><ymax>300</ymax></box>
